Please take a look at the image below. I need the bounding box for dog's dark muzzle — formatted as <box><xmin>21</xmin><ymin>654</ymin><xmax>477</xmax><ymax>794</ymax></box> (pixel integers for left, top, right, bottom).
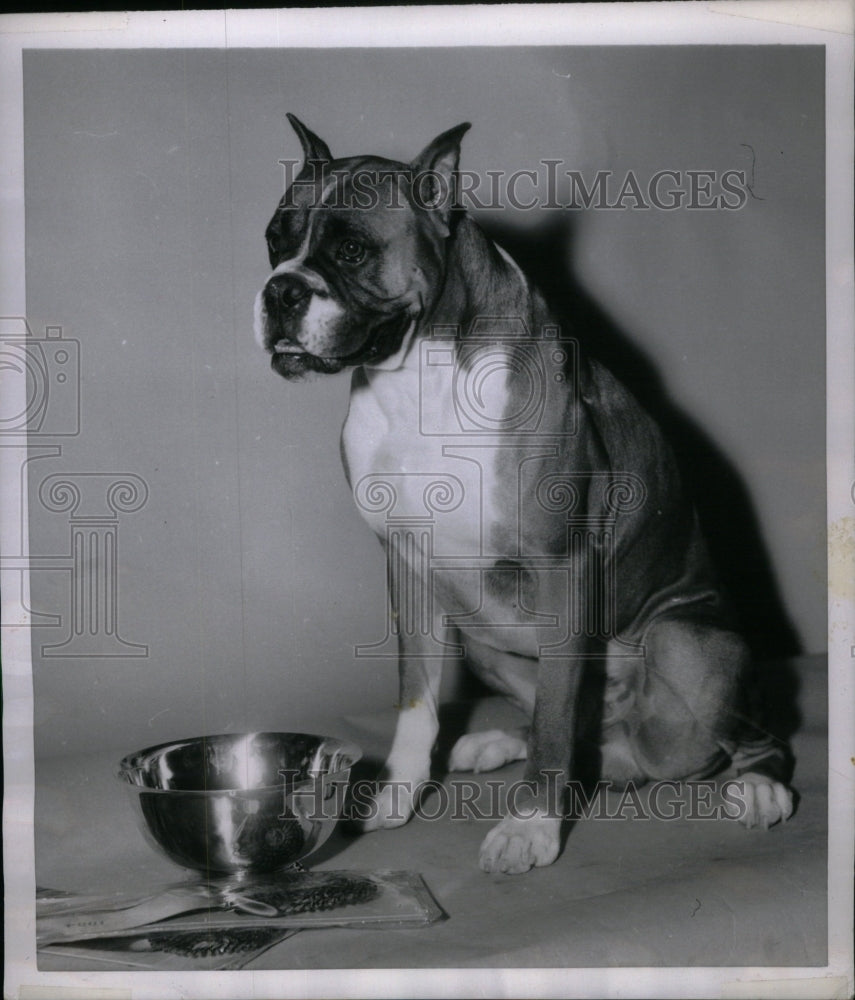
<box><xmin>263</xmin><ymin>273</ymin><xmax>311</xmax><ymax>342</ymax></box>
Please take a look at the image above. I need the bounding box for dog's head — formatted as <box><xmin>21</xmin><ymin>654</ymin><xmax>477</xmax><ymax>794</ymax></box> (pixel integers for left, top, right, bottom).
<box><xmin>254</xmin><ymin>115</ymin><xmax>470</xmax><ymax>379</ymax></box>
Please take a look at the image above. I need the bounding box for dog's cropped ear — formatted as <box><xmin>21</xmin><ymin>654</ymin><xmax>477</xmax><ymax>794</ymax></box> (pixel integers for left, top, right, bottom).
<box><xmin>410</xmin><ymin>122</ymin><xmax>471</xmax><ymax>234</ymax></box>
<box><xmin>286</xmin><ymin>113</ymin><xmax>333</xmax><ymax>166</ymax></box>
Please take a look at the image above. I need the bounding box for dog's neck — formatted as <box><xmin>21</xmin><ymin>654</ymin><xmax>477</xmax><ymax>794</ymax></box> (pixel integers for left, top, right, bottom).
<box><xmin>427</xmin><ymin>215</ymin><xmax>543</xmax><ymax>335</ymax></box>
<box><xmin>363</xmin><ymin>215</ymin><xmax>551</xmax><ymax>378</ymax></box>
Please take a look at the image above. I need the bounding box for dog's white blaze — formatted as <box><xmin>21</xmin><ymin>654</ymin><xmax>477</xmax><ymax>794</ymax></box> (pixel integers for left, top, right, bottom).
<box><xmin>264</xmin><ymin>173</ymin><xmax>338</xmax><ymax>285</ymax></box>
<box><xmin>268</xmin><ymin>221</ymin><xmax>313</xmax><ymax>277</ymax></box>
<box><xmin>269</xmin><ymin>177</ymin><xmax>336</xmax><ymax>275</ymax></box>
<box><xmin>257</xmin><ymin>209</ymin><xmax>335</xmax><ymax>350</ymax></box>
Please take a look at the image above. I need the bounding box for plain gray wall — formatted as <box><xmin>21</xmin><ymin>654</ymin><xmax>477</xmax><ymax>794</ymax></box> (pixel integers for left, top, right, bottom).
<box><xmin>23</xmin><ymin>46</ymin><xmax>825</xmax><ymax>758</ymax></box>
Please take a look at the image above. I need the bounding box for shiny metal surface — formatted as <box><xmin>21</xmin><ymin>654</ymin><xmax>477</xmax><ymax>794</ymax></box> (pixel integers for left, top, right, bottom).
<box><xmin>117</xmin><ymin>732</ymin><xmax>361</xmax><ymax>874</ymax></box>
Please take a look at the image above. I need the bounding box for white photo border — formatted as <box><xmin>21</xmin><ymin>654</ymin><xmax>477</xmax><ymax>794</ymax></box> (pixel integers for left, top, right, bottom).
<box><xmin>2</xmin><ymin>4</ymin><xmax>853</xmax><ymax>998</ymax></box>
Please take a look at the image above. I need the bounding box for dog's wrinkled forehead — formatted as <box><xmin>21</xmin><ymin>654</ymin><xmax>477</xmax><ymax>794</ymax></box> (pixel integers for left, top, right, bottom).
<box><xmin>265</xmin><ymin>156</ymin><xmax>411</xmax><ymax>267</ymax></box>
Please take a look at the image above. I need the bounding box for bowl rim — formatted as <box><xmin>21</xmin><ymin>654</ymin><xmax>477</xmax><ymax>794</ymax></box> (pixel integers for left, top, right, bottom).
<box><xmin>116</xmin><ymin>730</ymin><xmax>363</xmax><ymax>794</ymax></box>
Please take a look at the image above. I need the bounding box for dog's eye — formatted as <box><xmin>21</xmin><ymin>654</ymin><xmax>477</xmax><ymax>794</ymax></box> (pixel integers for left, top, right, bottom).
<box><xmin>337</xmin><ymin>239</ymin><xmax>366</xmax><ymax>264</ymax></box>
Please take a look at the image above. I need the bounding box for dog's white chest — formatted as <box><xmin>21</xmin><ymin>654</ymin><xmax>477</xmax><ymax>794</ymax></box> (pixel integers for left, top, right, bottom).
<box><xmin>341</xmin><ymin>357</ymin><xmax>509</xmax><ymax>552</ymax></box>
<box><xmin>341</xmin><ymin>353</ymin><xmax>547</xmax><ymax>657</ymax></box>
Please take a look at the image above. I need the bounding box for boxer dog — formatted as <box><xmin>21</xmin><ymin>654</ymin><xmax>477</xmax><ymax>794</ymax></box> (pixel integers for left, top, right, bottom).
<box><xmin>254</xmin><ymin>116</ymin><xmax>793</xmax><ymax>874</ymax></box>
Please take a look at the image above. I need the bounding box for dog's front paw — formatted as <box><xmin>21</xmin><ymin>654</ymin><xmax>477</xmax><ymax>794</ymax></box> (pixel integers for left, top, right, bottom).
<box><xmin>729</xmin><ymin>772</ymin><xmax>794</xmax><ymax>829</ymax></box>
<box><xmin>479</xmin><ymin>813</ymin><xmax>561</xmax><ymax>874</ymax></box>
<box><xmin>350</xmin><ymin>778</ymin><xmax>422</xmax><ymax>832</ymax></box>
<box><xmin>449</xmin><ymin>730</ymin><xmax>527</xmax><ymax>773</ymax></box>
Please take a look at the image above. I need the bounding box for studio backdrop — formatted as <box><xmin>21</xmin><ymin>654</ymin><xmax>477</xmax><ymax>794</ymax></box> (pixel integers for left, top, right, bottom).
<box><xmin>21</xmin><ymin>45</ymin><xmax>825</xmax><ymax>759</ymax></box>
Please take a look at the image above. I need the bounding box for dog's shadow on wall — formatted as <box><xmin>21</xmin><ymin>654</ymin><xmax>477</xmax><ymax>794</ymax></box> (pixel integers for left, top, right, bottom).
<box><xmin>455</xmin><ymin>213</ymin><xmax>804</xmax><ymax>745</ymax></box>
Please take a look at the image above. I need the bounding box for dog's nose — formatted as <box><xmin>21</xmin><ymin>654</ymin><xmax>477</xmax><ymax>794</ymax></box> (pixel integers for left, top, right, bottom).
<box><xmin>266</xmin><ymin>273</ymin><xmax>310</xmax><ymax>312</ymax></box>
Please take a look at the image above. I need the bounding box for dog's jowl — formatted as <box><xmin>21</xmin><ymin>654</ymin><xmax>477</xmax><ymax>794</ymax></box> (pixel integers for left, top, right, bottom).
<box><xmin>255</xmin><ymin>115</ymin><xmax>793</xmax><ymax>874</ymax></box>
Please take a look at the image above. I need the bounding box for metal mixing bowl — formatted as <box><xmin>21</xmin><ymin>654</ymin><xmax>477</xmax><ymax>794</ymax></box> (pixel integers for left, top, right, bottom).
<box><xmin>117</xmin><ymin>732</ymin><xmax>361</xmax><ymax>875</ymax></box>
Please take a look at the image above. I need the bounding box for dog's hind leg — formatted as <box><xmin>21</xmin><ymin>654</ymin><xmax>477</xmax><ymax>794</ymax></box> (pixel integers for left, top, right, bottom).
<box><xmin>627</xmin><ymin>614</ymin><xmax>794</xmax><ymax>829</ymax></box>
<box><xmin>448</xmin><ymin>728</ymin><xmax>529</xmax><ymax>773</ymax></box>
<box><xmin>448</xmin><ymin>639</ymin><xmax>534</xmax><ymax>773</ymax></box>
